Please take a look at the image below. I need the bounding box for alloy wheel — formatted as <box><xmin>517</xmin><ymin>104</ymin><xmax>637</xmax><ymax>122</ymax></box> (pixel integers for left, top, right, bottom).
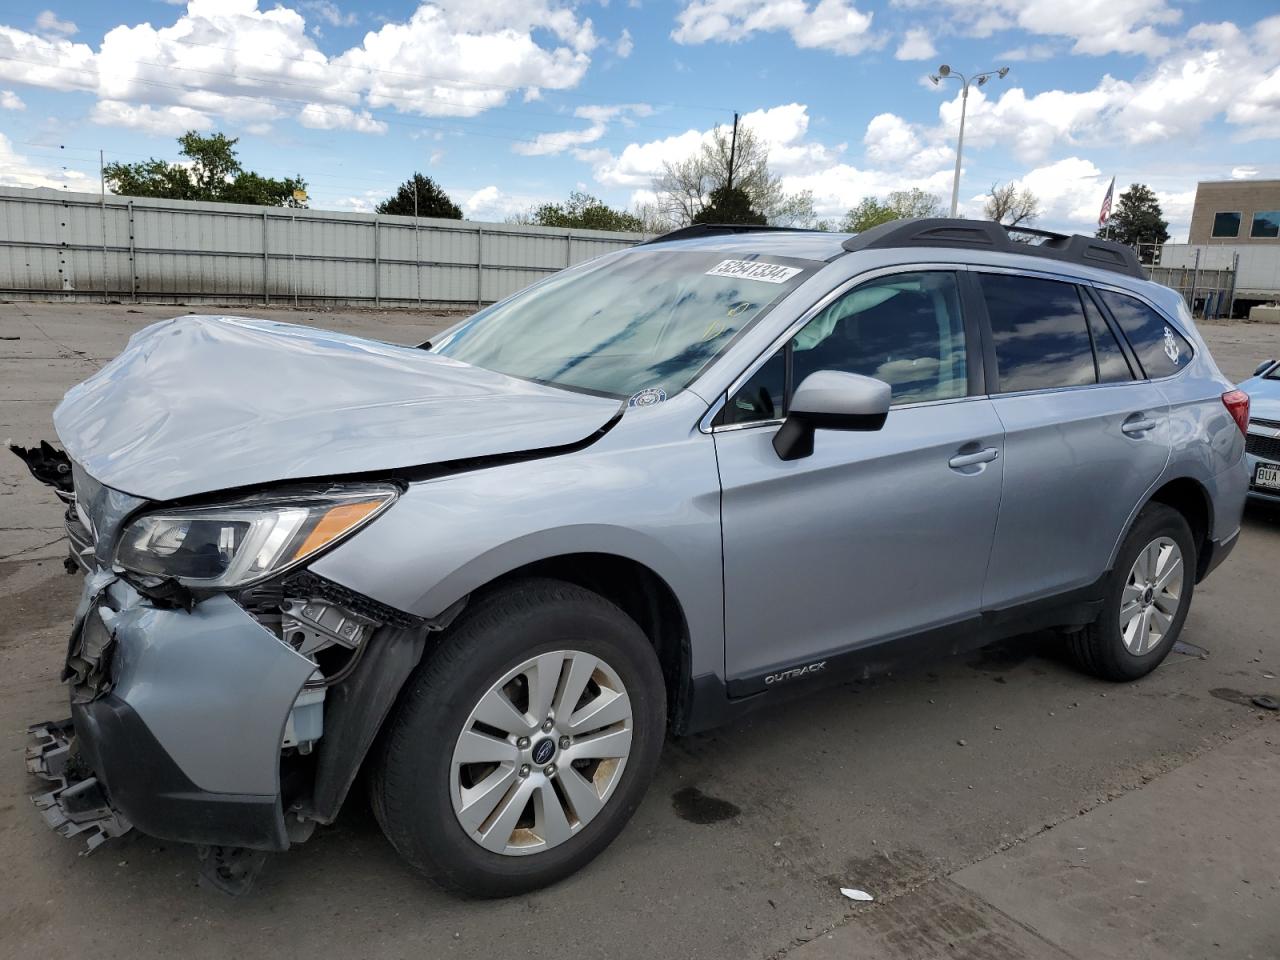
<box><xmin>449</xmin><ymin>649</ymin><xmax>633</xmax><ymax>856</ymax></box>
<box><xmin>1120</xmin><ymin>536</ymin><xmax>1183</xmax><ymax>656</ymax></box>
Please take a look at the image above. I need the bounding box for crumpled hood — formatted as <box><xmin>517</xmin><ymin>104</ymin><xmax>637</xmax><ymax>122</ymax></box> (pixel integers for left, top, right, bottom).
<box><xmin>54</xmin><ymin>315</ymin><xmax>622</xmax><ymax>501</ymax></box>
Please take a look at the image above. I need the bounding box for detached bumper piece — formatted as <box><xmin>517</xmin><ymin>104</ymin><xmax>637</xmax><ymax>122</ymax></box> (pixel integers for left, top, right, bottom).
<box><xmin>26</xmin><ymin>718</ymin><xmax>132</xmax><ymax>854</ymax></box>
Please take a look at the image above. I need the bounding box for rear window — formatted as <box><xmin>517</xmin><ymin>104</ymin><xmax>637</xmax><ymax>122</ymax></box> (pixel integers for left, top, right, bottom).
<box><xmin>1096</xmin><ymin>290</ymin><xmax>1193</xmax><ymax>379</ymax></box>
<box><xmin>1081</xmin><ymin>292</ymin><xmax>1133</xmax><ymax>383</ymax></box>
<box><xmin>979</xmin><ymin>273</ymin><xmax>1096</xmax><ymax>393</ymax></box>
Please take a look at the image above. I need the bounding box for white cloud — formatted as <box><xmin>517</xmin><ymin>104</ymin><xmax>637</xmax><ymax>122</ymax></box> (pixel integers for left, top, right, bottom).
<box><xmin>298</xmin><ymin>102</ymin><xmax>387</xmax><ymax>133</ymax></box>
<box><xmin>672</xmin><ymin>0</ymin><xmax>882</xmax><ymax>56</ymax></box>
<box><xmin>1232</xmin><ymin>166</ymin><xmax>1259</xmax><ymax>180</ymax></box>
<box><xmin>996</xmin><ymin>44</ymin><xmax>1055</xmax><ymax>61</ymax></box>
<box><xmin>89</xmin><ymin>100</ymin><xmax>214</xmax><ymax>135</ymax></box>
<box><xmin>893</xmin><ymin>0</ymin><xmax>1179</xmax><ymax>56</ymax></box>
<box><xmin>0</xmin><ymin>0</ymin><xmax>603</xmax><ymax>137</ymax></box>
<box><xmin>35</xmin><ymin>10</ymin><xmax>77</xmax><ymax>37</ymax></box>
<box><xmin>894</xmin><ymin>27</ymin><xmax>934</xmax><ymax>61</ymax></box>
<box><xmin>0</xmin><ymin>132</ymin><xmax>91</xmax><ymax>190</ymax></box>
<box><xmin>0</xmin><ymin>89</ymin><xmax>24</xmax><ymax>109</ymax></box>
<box><xmin>300</xmin><ymin>1</ymin><xmax>356</xmax><ymax>27</ymax></box>
<box><xmin>463</xmin><ymin>184</ymin><xmax>548</xmax><ymax>221</ymax></box>
<box><xmin>514</xmin><ymin>103</ymin><xmax>652</xmax><ymax>157</ymax></box>
<box><xmin>616</xmin><ymin>28</ymin><xmax>633</xmax><ymax>57</ymax></box>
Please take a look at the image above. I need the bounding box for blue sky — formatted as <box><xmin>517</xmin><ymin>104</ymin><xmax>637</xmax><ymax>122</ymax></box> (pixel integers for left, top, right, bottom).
<box><xmin>1</xmin><ymin>0</ymin><xmax>1277</xmax><ymax>239</ymax></box>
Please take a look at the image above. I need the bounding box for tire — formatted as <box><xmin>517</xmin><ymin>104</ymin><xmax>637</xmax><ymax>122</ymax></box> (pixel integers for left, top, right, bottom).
<box><xmin>369</xmin><ymin>577</ymin><xmax>666</xmax><ymax>898</ymax></box>
<box><xmin>1069</xmin><ymin>503</ymin><xmax>1196</xmax><ymax>681</ymax></box>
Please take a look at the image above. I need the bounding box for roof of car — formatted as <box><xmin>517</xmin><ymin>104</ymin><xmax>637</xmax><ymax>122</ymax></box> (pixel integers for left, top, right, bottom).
<box><xmin>640</xmin><ymin>228</ymin><xmax>853</xmax><ymax>262</ymax></box>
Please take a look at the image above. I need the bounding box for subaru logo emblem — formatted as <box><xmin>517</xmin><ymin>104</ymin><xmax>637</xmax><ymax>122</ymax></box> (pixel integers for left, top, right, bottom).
<box><xmin>532</xmin><ymin>738</ymin><xmax>556</xmax><ymax>765</ymax></box>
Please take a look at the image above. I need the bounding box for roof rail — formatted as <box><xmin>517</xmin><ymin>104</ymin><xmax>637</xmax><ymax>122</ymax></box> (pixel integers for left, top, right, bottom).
<box><xmin>841</xmin><ymin>218</ymin><xmax>1145</xmax><ymax>279</ymax></box>
<box><xmin>642</xmin><ymin>223</ymin><xmax>816</xmax><ymax>245</ymax></box>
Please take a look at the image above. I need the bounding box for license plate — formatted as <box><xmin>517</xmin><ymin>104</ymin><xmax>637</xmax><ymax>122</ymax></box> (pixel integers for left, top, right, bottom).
<box><xmin>1256</xmin><ymin>463</ymin><xmax>1280</xmax><ymax>490</ymax></box>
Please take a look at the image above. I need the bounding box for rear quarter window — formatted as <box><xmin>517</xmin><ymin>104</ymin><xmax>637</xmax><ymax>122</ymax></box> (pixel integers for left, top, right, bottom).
<box><xmin>1096</xmin><ymin>290</ymin><xmax>1193</xmax><ymax>379</ymax></box>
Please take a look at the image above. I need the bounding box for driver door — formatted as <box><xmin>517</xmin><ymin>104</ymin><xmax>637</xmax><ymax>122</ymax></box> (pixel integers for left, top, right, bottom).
<box><xmin>713</xmin><ymin>269</ymin><xmax>1005</xmax><ymax>692</ymax></box>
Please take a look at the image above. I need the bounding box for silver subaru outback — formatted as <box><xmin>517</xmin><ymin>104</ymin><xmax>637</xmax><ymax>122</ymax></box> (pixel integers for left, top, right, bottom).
<box><xmin>17</xmin><ymin>219</ymin><xmax>1250</xmax><ymax>896</ymax></box>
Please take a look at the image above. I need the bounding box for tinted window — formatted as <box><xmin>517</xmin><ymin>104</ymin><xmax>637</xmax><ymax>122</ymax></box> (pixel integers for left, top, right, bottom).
<box><xmin>1251</xmin><ymin>211</ymin><xmax>1280</xmax><ymax>239</ymax></box>
<box><xmin>980</xmin><ymin>274</ymin><xmax>1096</xmax><ymax>393</ymax></box>
<box><xmin>1081</xmin><ymin>291</ymin><xmax>1133</xmax><ymax>383</ymax></box>
<box><xmin>790</xmin><ymin>271</ymin><xmax>967</xmax><ymax>406</ymax></box>
<box><xmin>1211</xmin><ymin>212</ymin><xmax>1241</xmax><ymax>238</ymax></box>
<box><xmin>1097</xmin><ymin>290</ymin><xmax>1193</xmax><ymax>378</ymax></box>
<box><xmin>724</xmin><ymin>349</ymin><xmax>786</xmax><ymax>424</ymax></box>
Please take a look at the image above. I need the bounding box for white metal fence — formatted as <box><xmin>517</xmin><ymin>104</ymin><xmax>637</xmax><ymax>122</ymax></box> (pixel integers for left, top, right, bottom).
<box><xmin>0</xmin><ymin>186</ymin><xmax>647</xmax><ymax>308</ymax></box>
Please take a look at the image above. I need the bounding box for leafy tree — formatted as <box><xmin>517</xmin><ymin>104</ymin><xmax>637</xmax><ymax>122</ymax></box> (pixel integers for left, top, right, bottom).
<box><xmin>1098</xmin><ymin>183</ymin><xmax>1169</xmax><ymax>261</ymax></box>
<box><xmin>652</xmin><ymin>122</ymin><xmax>814</xmax><ymax>227</ymax></box>
<box><xmin>691</xmin><ymin>185</ymin><xmax>766</xmax><ymax>225</ymax></box>
<box><xmin>103</xmin><ymin>131</ymin><xmax>306</xmax><ymax>207</ymax></box>
<box><xmin>526</xmin><ymin>191</ymin><xmax>643</xmax><ymax>232</ymax></box>
<box><xmin>376</xmin><ymin>172</ymin><xmax>462</xmax><ymax>219</ymax></box>
<box><xmin>984</xmin><ymin>181</ymin><xmax>1040</xmax><ymax>227</ymax></box>
<box><xmin>840</xmin><ymin>188</ymin><xmax>942</xmax><ymax>232</ymax></box>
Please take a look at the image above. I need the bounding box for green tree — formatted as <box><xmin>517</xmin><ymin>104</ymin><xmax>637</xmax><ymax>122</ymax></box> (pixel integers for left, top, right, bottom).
<box><xmin>1098</xmin><ymin>183</ymin><xmax>1169</xmax><ymax>262</ymax></box>
<box><xmin>840</xmin><ymin>188</ymin><xmax>942</xmax><ymax>232</ymax></box>
<box><xmin>103</xmin><ymin>131</ymin><xmax>306</xmax><ymax>207</ymax></box>
<box><xmin>527</xmin><ymin>191</ymin><xmax>643</xmax><ymax>232</ymax></box>
<box><xmin>375</xmin><ymin>172</ymin><xmax>462</xmax><ymax>219</ymax></box>
<box><xmin>691</xmin><ymin>185</ymin><xmax>766</xmax><ymax>225</ymax></box>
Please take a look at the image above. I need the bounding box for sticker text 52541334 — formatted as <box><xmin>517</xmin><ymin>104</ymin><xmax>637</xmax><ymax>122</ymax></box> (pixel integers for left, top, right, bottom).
<box><xmin>705</xmin><ymin>260</ymin><xmax>803</xmax><ymax>284</ymax></box>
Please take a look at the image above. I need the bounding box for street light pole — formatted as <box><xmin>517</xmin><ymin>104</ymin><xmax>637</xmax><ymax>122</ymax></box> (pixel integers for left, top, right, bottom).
<box><xmin>929</xmin><ymin>64</ymin><xmax>1010</xmax><ymax>218</ymax></box>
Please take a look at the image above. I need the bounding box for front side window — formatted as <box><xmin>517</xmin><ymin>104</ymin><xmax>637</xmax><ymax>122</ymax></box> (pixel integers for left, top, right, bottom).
<box><xmin>980</xmin><ymin>273</ymin><xmax>1096</xmax><ymax>393</ymax></box>
<box><xmin>1097</xmin><ymin>290</ymin><xmax>1193</xmax><ymax>378</ymax></box>
<box><xmin>1211</xmin><ymin>212</ymin><xmax>1241</xmax><ymax>238</ymax></box>
<box><xmin>434</xmin><ymin>249</ymin><xmax>815</xmax><ymax>399</ymax></box>
<box><xmin>723</xmin><ymin>271</ymin><xmax>968</xmax><ymax>424</ymax></box>
<box><xmin>1251</xmin><ymin>211</ymin><xmax>1280</xmax><ymax>239</ymax></box>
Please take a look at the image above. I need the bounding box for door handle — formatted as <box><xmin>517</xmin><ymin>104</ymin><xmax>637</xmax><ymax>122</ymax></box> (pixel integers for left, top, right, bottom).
<box><xmin>949</xmin><ymin>447</ymin><xmax>999</xmax><ymax>469</ymax></box>
<box><xmin>1121</xmin><ymin>414</ymin><xmax>1158</xmax><ymax>436</ymax></box>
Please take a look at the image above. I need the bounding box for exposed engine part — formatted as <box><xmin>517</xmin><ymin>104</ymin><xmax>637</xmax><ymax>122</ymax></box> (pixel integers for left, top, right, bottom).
<box><xmin>281</xmin><ymin>599</ymin><xmax>374</xmax><ymax>657</ymax></box>
<box><xmin>196</xmin><ymin>844</ymin><xmax>269</xmax><ymax>896</ymax></box>
<box><xmin>27</xmin><ymin>719</ymin><xmax>133</xmax><ymax>854</ymax></box>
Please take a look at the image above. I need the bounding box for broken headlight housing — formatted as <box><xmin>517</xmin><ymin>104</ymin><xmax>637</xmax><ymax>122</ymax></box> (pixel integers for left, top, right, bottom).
<box><xmin>114</xmin><ymin>483</ymin><xmax>398</xmax><ymax>589</ymax></box>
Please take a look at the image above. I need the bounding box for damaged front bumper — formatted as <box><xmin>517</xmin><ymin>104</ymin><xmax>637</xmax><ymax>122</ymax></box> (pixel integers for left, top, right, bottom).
<box><xmin>29</xmin><ymin>574</ymin><xmax>318</xmax><ymax>854</ymax></box>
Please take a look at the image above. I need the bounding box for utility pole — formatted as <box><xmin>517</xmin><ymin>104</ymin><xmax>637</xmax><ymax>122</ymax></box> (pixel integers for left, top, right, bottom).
<box><xmin>726</xmin><ymin>112</ymin><xmax>739</xmax><ymax>191</ymax></box>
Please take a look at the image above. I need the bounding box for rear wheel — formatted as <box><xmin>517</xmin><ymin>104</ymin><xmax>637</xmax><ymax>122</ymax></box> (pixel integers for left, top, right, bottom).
<box><xmin>1069</xmin><ymin>503</ymin><xmax>1195</xmax><ymax>681</ymax></box>
<box><xmin>370</xmin><ymin>578</ymin><xmax>666</xmax><ymax>897</ymax></box>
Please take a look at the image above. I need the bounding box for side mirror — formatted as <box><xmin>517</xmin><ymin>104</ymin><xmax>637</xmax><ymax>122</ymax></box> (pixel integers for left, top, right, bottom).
<box><xmin>772</xmin><ymin>371</ymin><xmax>891</xmax><ymax>461</ymax></box>
<box><xmin>1255</xmin><ymin>359</ymin><xmax>1276</xmax><ymax>377</ymax></box>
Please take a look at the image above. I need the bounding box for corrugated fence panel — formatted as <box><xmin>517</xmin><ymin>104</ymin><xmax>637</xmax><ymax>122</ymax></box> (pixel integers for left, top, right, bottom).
<box><xmin>0</xmin><ymin>187</ymin><xmax>647</xmax><ymax>306</ymax></box>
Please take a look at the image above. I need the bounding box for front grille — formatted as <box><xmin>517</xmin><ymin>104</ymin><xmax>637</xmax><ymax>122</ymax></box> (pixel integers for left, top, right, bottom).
<box><xmin>1247</xmin><ymin>433</ymin><xmax>1280</xmax><ymax>463</ymax></box>
<box><xmin>1252</xmin><ymin>417</ymin><xmax>1280</xmax><ymax>430</ymax></box>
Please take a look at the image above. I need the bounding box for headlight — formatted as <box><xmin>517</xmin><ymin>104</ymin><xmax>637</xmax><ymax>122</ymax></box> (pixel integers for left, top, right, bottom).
<box><xmin>114</xmin><ymin>484</ymin><xmax>397</xmax><ymax>589</ymax></box>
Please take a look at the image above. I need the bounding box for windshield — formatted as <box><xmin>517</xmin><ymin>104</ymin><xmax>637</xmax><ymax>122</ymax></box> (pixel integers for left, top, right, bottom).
<box><xmin>432</xmin><ymin>248</ymin><xmax>816</xmax><ymax>399</ymax></box>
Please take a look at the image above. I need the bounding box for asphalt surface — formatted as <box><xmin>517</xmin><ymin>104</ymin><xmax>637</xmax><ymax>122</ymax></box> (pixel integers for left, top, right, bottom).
<box><xmin>1</xmin><ymin>302</ymin><xmax>1278</xmax><ymax>959</ymax></box>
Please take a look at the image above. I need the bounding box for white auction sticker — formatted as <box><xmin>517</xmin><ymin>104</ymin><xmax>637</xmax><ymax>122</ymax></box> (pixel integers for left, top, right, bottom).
<box><xmin>705</xmin><ymin>259</ymin><xmax>802</xmax><ymax>284</ymax></box>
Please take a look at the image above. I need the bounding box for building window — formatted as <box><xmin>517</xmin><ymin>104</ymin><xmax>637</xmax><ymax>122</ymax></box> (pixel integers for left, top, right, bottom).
<box><xmin>1250</xmin><ymin>211</ymin><xmax>1280</xmax><ymax>239</ymax></box>
<box><xmin>1211</xmin><ymin>211</ymin><xmax>1241</xmax><ymax>237</ymax></box>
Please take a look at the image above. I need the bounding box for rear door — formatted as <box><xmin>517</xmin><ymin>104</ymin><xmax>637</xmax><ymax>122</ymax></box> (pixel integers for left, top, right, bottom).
<box><xmin>975</xmin><ymin>271</ymin><xmax>1172</xmax><ymax>611</ymax></box>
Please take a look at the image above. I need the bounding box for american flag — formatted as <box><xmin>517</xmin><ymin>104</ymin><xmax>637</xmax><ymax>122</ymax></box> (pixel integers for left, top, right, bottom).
<box><xmin>1098</xmin><ymin>177</ymin><xmax>1115</xmax><ymax>227</ymax></box>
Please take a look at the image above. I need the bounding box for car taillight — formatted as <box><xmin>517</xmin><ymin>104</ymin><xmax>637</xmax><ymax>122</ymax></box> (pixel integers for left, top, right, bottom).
<box><xmin>1222</xmin><ymin>389</ymin><xmax>1250</xmax><ymax>437</ymax></box>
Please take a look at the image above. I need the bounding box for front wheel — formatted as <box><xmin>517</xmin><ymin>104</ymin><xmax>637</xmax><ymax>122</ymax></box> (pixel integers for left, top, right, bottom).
<box><xmin>370</xmin><ymin>578</ymin><xmax>666</xmax><ymax>897</ymax></box>
<box><xmin>1069</xmin><ymin>503</ymin><xmax>1196</xmax><ymax>681</ymax></box>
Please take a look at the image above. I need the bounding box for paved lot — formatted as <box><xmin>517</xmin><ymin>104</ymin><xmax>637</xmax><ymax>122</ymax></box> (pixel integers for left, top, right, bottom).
<box><xmin>1</xmin><ymin>302</ymin><xmax>1279</xmax><ymax>960</ymax></box>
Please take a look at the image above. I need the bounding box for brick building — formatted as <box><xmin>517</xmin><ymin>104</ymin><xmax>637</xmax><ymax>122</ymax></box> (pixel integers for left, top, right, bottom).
<box><xmin>1188</xmin><ymin>180</ymin><xmax>1280</xmax><ymax>245</ymax></box>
